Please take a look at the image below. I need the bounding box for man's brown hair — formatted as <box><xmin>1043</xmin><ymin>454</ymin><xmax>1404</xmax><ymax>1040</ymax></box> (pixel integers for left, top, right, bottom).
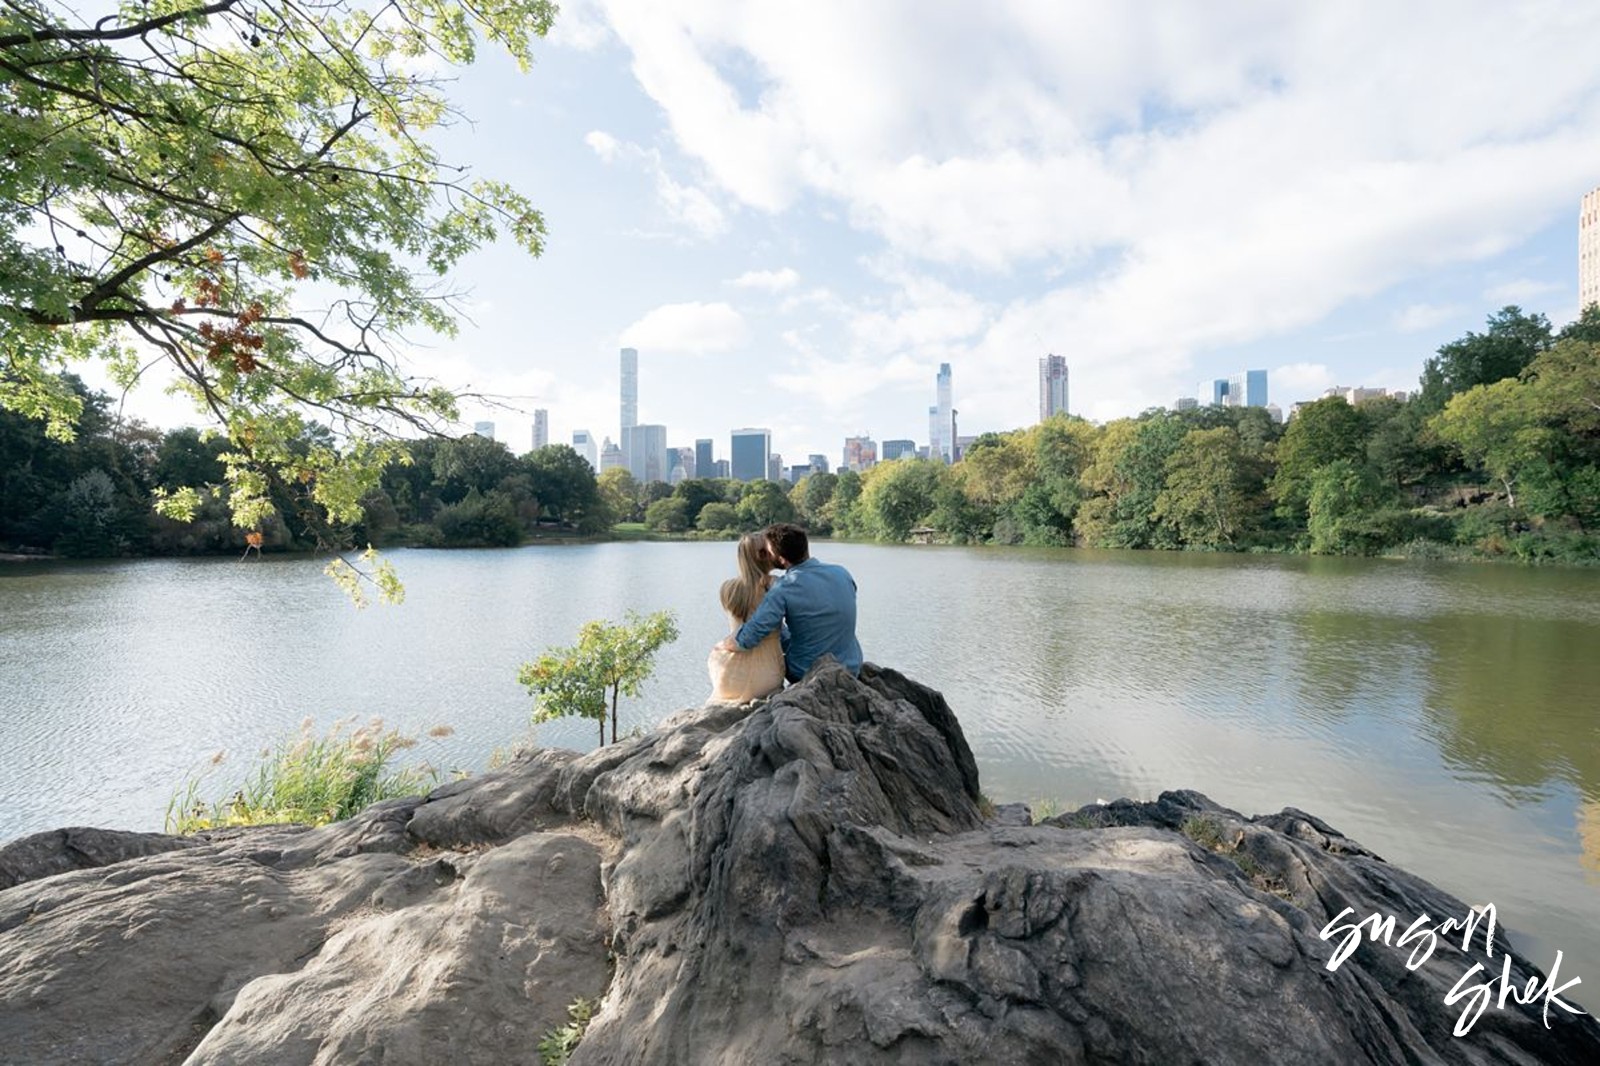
<box><xmin>764</xmin><ymin>522</ymin><xmax>810</xmax><ymax>566</ymax></box>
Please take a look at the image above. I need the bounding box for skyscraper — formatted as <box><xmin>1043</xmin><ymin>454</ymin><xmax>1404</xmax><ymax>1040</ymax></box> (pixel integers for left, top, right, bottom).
<box><xmin>1039</xmin><ymin>354</ymin><xmax>1069</xmax><ymax>421</ymax></box>
<box><xmin>843</xmin><ymin>435</ymin><xmax>876</xmax><ymax>471</ymax></box>
<box><xmin>927</xmin><ymin>405</ymin><xmax>940</xmax><ymax>463</ymax></box>
<box><xmin>730</xmin><ymin>428</ymin><xmax>771</xmax><ymax>481</ymax></box>
<box><xmin>473</xmin><ymin>421</ymin><xmax>495</xmax><ymax>440</ymax></box>
<box><xmin>882</xmin><ymin>439</ymin><xmax>916</xmax><ymax>461</ymax></box>
<box><xmin>531</xmin><ymin>408</ymin><xmax>548</xmax><ymax>451</ymax></box>
<box><xmin>1200</xmin><ymin>379</ymin><xmax>1229</xmax><ymax>405</ymax></box>
<box><xmin>572</xmin><ymin>429</ymin><xmax>597</xmax><ymax>470</ymax></box>
<box><xmin>935</xmin><ymin>363</ymin><xmax>954</xmax><ymax>463</ymax></box>
<box><xmin>619</xmin><ymin>347</ymin><xmax>638</xmax><ymax>436</ymax></box>
<box><xmin>695</xmin><ymin>438</ymin><xmax>714</xmax><ymax>479</ymax></box>
<box><xmin>1229</xmin><ymin>370</ymin><xmax>1268</xmax><ymax>407</ymax></box>
<box><xmin>1583</xmin><ymin>184</ymin><xmax>1600</xmax><ymax>312</ymax></box>
<box><xmin>627</xmin><ymin>424</ymin><xmax>669</xmax><ymax>484</ymax></box>
<box><xmin>600</xmin><ymin>437</ymin><xmax>623</xmax><ymax>471</ymax></box>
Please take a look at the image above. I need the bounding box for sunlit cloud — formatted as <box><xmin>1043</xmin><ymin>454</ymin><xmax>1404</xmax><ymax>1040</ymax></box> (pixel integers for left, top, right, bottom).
<box><xmin>620</xmin><ymin>301</ymin><xmax>749</xmax><ymax>354</ymax></box>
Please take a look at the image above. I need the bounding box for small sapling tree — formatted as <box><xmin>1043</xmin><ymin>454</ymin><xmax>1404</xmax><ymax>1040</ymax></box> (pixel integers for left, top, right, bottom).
<box><xmin>518</xmin><ymin>610</ymin><xmax>680</xmax><ymax>745</ymax></box>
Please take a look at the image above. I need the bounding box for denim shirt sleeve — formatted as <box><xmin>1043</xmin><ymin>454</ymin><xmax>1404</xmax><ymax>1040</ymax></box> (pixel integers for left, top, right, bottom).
<box><xmin>735</xmin><ymin>581</ymin><xmax>786</xmax><ymax>649</ymax></box>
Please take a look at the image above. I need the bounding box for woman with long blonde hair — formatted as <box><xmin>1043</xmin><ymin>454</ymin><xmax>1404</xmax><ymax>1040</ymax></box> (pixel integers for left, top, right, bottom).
<box><xmin>707</xmin><ymin>532</ymin><xmax>785</xmax><ymax>702</ymax></box>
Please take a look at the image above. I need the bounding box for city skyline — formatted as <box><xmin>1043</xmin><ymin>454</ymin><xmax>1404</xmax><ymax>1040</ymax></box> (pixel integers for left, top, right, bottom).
<box><xmin>87</xmin><ymin>7</ymin><xmax>1600</xmax><ymax>470</ymax></box>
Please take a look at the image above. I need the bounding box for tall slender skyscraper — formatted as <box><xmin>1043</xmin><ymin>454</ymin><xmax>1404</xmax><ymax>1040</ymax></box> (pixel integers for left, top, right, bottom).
<box><xmin>1039</xmin><ymin>354</ymin><xmax>1069</xmax><ymax>421</ymax></box>
<box><xmin>935</xmin><ymin>363</ymin><xmax>954</xmax><ymax>463</ymax></box>
<box><xmin>927</xmin><ymin>405</ymin><xmax>940</xmax><ymax>461</ymax></box>
<box><xmin>1582</xmin><ymin>185</ymin><xmax>1600</xmax><ymax>312</ymax></box>
<box><xmin>531</xmin><ymin>408</ymin><xmax>548</xmax><ymax>451</ymax></box>
<box><xmin>620</xmin><ymin>347</ymin><xmax>638</xmax><ymax>437</ymax></box>
<box><xmin>695</xmin><ymin>439</ymin><xmax>714</xmax><ymax>478</ymax></box>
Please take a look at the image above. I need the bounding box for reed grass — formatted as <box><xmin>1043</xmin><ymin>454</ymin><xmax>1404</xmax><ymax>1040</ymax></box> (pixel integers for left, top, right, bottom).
<box><xmin>166</xmin><ymin>717</ymin><xmax>441</xmax><ymax>833</ymax></box>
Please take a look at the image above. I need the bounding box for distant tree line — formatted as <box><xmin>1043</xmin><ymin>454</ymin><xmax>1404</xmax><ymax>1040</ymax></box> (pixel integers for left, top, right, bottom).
<box><xmin>774</xmin><ymin>305</ymin><xmax>1599</xmax><ymax>562</ymax></box>
<box><xmin>6</xmin><ymin>304</ymin><xmax>1597</xmax><ymax>563</ymax></box>
<box><xmin>0</xmin><ymin>380</ymin><xmax>612</xmax><ymax>557</ymax></box>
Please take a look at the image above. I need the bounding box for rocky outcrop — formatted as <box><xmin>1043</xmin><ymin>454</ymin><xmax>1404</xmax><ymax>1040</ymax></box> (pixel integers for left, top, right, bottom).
<box><xmin>1</xmin><ymin>661</ymin><xmax>1596</xmax><ymax>1064</ymax></box>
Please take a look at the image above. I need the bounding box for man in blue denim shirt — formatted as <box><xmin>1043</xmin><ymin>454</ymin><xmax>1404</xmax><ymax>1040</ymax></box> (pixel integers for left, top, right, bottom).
<box><xmin>716</xmin><ymin>523</ymin><xmax>862</xmax><ymax>682</ymax></box>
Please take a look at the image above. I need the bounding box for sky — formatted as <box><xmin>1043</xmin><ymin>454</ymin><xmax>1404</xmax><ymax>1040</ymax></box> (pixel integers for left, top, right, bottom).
<box><xmin>108</xmin><ymin>0</ymin><xmax>1600</xmax><ymax>469</ymax></box>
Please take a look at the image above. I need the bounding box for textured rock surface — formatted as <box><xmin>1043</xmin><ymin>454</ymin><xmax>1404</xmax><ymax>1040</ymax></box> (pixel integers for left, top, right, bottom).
<box><xmin>2</xmin><ymin>660</ymin><xmax>1597</xmax><ymax>1064</ymax></box>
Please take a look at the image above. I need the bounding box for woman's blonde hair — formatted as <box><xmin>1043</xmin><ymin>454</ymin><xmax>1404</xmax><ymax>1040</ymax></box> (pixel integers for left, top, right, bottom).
<box><xmin>720</xmin><ymin>532</ymin><xmax>772</xmax><ymax>622</ymax></box>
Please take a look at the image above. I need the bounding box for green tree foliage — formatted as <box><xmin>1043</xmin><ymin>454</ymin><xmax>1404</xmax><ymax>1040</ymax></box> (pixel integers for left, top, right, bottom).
<box><xmin>643</xmin><ymin>495</ymin><xmax>691</xmax><ymax>532</ymax></box>
<box><xmin>518</xmin><ymin>611</ymin><xmax>680</xmax><ymax>746</ymax></box>
<box><xmin>736</xmin><ymin>479</ymin><xmax>796</xmax><ymax>528</ymax></box>
<box><xmin>1431</xmin><ymin>379</ymin><xmax>1549</xmax><ymax>510</ymax></box>
<box><xmin>1270</xmin><ymin>397</ymin><xmax>1367</xmax><ymax>522</ymax></box>
<box><xmin>432</xmin><ymin>434</ymin><xmax>520</xmax><ymax>505</ymax></box>
<box><xmin>596</xmin><ymin>468</ymin><xmax>641</xmax><ymax>523</ymax></box>
<box><xmin>153</xmin><ymin>427</ymin><xmax>228</xmax><ymax>490</ymax></box>
<box><xmin>825</xmin><ymin>470</ymin><xmax>864</xmax><ymax>535</ymax></box>
<box><xmin>1361</xmin><ymin>396</ymin><xmax>1441</xmax><ymax>493</ymax></box>
<box><xmin>1076</xmin><ymin>415</ymin><xmax>1185</xmax><ymax>548</ymax></box>
<box><xmin>958</xmin><ymin>431</ymin><xmax>1034</xmax><ymax>513</ymax></box>
<box><xmin>640</xmin><ymin>480</ymin><xmax>674</xmax><ymax>510</ymax></box>
<box><xmin>432</xmin><ymin>486</ymin><xmax>520</xmax><ymax>546</ymax></box>
<box><xmin>1018</xmin><ymin>416</ymin><xmax>1098</xmax><ymax>544</ymax></box>
<box><xmin>790</xmin><ymin>471</ymin><xmax>838</xmax><ymax>534</ymax></box>
<box><xmin>1152</xmin><ymin>426</ymin><xmax>1266</xmax><ymax>548</ymax></box>
<box><xmin>1</xmin><ymin>374</ymin><xmax>152</xmax><ymax>551</ymax></box>
<box><xmin>526</xmin><ymin>445</ymin><xmax>610</xmax><ymax>533</ymax></box>
<box><xmin>671</xmin><ymin>478</ymin><xmax>725</xmax><ymax>529</ymax></box>
<box><xmin>926</xmin><ymin>470</ymin><xmax>991</xmax><ymax>543</ymax></box>
<box><xmin>1418</xmin><ymin>306</ymin><xmax>1553</xmax><ymax>413</ymax></box>
<box><xmin>1306</xmin><ymin>459</ymin><xmax>1404</xmax><ymax>555</ymax></box>
<box><xmin>1</xmin><ymin>0</ymin><xmax>555</xmax><ymax>594</ymax></box>
<box><xmin>695</xmin><ymin>501</ymin><xmax>739</xmax><ymax>532</ymax></box>
<box><xmin>1431</xmin><ymin>337</ymin><xmax>1600</xmax><ymax>527</ymax></box>
<box><xmin>855</xmin><ymin>459</ymin><xmax>940</xmax><ymax>541</ymax></box>
<box><xmin>1558</xmin><ymin>304</ymin><xmax>1600</xmax><ymax>344</ymax></box>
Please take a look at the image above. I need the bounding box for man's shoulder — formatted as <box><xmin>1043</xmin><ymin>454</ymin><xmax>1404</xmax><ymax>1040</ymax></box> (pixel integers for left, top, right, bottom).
<box><xmin>806</xmin><ymin>558</ymin><xmax>855</xmax><ymax>585</ymax></box>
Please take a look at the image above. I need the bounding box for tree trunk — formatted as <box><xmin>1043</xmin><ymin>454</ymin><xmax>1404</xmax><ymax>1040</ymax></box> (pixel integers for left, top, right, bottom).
<box><xmin>610</xmin><ymin>685</ymin><xmax>620</xmax><ymax>746</ymax></box>
<box><xmin>599</xmin><ymin>713</ymin><xmax>605</xmax><ymax>748</ymax></box>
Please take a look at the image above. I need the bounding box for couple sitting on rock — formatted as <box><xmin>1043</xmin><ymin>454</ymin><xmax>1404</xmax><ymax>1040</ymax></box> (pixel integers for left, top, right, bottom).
<box><xmin>708</xmin><ymin>522</ymin><xmax>862</xmax><ymax>703</ymax></box>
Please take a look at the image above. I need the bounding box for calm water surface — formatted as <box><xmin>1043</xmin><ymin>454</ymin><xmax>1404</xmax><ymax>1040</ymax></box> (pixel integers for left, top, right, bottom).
<box><xmin>2</xmin><ymin>543</ymin><xmax>1598</xmax><ymax>1006</ymax></box>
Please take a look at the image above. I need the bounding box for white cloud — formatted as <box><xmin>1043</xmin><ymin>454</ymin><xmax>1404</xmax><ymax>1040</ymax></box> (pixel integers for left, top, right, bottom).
<box><xmin>585</xmin><ymin>129</ymin><xmax>623</xmax><ymax>163</ymax></box>
<box><xmin>729</xmin><ymin>267</ymin><xmax>800</xmax><ymax>292</ymax></box>
<box><xmin>655</xmin><ymin>171</ymin><xmax>726</xmax><ymax>237</ymax></box>
<box><xmin>1483</xmin><ymin>278</ymin><xmax>1563</xmax><ymax>306</ymax></box>
<box><xmin>547</xmin><ymin>0</ymin><xmax>613</xmax><ymax>50</ymax></box>
<box><xmin>620</xmin><ymin>302</ymin><xmax>748</xmax><ymax>354</ymax></box>
<box><xmin>1395</xmin><ymin>303</ymin><xmax>1464</xmax><ymax>333</ymax></box>
<box><xmin>583</xmin><ymin>129</ymin><xmax>725</xmax><ymax>236</ymax></box>
<box><xmin>1270</xmin><ymin>362</ymin><xmax>1339</xmax><ymax>400</ymax></box>
<box><xmin>585</xmin><ymin>0</ymin><xmax>1600</xmax><ymax>430</ymax></box>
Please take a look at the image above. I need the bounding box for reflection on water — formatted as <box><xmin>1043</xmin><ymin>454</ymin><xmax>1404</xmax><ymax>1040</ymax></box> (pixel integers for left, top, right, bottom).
<box><xmin>2</xmin><ymin>543</ymin><xmax>1598</xmax><ymax>1006</ymax></box>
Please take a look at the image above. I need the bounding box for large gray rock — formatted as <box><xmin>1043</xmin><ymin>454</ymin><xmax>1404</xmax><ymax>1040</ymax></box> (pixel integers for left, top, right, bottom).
<box><xmin>1</xmin><ymin>660</ymin><xmax>1596</xmax><ymax>1064</ymax></box>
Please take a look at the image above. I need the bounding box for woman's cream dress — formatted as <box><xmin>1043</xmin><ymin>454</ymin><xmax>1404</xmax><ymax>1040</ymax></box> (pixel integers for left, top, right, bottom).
<box><xmin>707</xmin><ymin>613</ymin><xmax>784</xmax><ymax>703</ymax></box>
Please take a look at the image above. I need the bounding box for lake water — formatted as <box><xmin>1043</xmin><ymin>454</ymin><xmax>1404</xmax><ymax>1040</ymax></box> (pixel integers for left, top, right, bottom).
<box><xmin>3</xmin><ymin>542</ymin><xmax>1598</xmax><ymax>1007</ymax></box>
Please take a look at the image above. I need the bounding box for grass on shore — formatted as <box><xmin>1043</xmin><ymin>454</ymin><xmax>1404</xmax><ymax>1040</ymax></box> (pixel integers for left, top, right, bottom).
<box><xmin>165</xmin><ymin>717</ymin><xmax>445</xmax><ymax>834</ymax></box>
